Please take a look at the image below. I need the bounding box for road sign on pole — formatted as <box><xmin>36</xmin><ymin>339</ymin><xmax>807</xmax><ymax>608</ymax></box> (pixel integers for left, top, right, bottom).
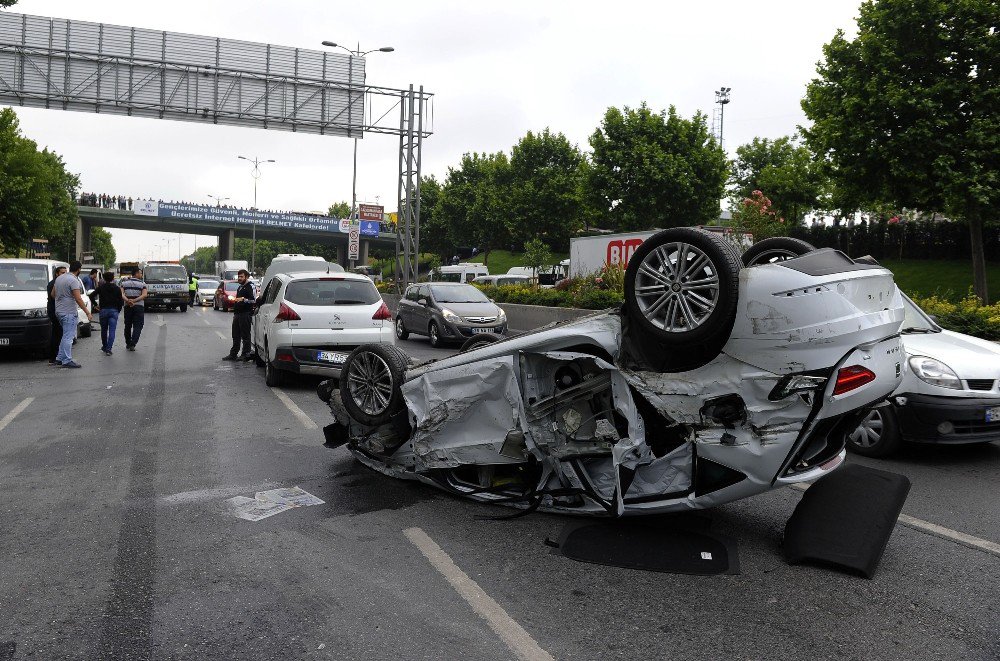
<box><xmin>348</xmin><ymin>221</ymin><xmax>360</xmax><ymax>262</ymax></box>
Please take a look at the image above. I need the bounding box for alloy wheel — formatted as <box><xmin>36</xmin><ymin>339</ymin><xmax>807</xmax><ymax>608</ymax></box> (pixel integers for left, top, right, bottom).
<box><xmin>633</xmin><ymin>241</ymin><xmax>720</xmax><ymax>332</ymax></box>
<box><xmin>346</xmin><ymin>351</ymin><xmax>394</xmax><ymax>416</ymax></box>
<box><xmin>848</xmin><ymin>408</ymin><xmax>884</xmax><ymax>448</ymax></box>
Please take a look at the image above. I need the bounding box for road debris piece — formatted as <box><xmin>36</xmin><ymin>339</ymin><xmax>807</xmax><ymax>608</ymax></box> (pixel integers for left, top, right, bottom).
<box><xmin>225</xmin><ymin>486</ymin><xmax>325</xmax><ymax>521</ymax></box>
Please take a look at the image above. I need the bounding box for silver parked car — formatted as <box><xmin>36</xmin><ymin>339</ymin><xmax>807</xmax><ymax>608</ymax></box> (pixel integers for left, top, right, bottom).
<box><xmin>319</xmin><ymin>230</ymin><xmax>906</xmax><ymax>516</ymax></box>
<box><xmin>394</xmin><ymin>282</ymin><xmax>507</xmax><ymax>348</ymax></box>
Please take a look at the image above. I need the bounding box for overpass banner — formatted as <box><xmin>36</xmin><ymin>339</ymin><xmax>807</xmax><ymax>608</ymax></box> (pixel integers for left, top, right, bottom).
<box><xmin>133</xmin><ymin>200</ymin><xmax>381</xmax><ymax>235</ymax></box>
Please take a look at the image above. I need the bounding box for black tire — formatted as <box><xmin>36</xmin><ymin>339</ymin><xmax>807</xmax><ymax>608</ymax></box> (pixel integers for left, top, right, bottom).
<box><xmin>264</xmin><ymin>340</ymin><xmax>284</xmax><ymax>387</ymax></box>
<box><xmin>340</xmin><ymin>343</ymin><xmax>408</xmax><ymax>426</ymax></box>
<box><xmin>742</xmin><ymin>237</ymin><xmax>816</xmax><ymax>267</ymax></box>
<box><xmin>395</xmin><ymin>316</ymin><xmax>409</xmax><ymax>340</ymax></box>
<box><xmin>623</xmin><ymin>227</ymin><xmax>741</xmax><ymax>347</ymax></box>
<box><xmin>846</xmin><ymin>404</ymin><xmax>903</xmax><ymax>457</ymax></box>
<box><xmin>428</xmin><ymin>321</ymin><xmax>445</xmax><ymax>348</ymax></box>
<box><xmin>80</xmin><ymin>322</ymin><xmax>92</xmax><ymax>338</ymax></box>
<box><xmin>460</xmin><ymin>334</ymin><xmax>502</xmax><ymax>352</ymax></box>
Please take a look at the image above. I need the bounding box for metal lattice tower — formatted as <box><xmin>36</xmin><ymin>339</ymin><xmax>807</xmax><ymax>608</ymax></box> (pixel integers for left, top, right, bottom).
<box><xmin>394</xmin><ymin>84</ymin><xmax>427</xmax><ymax>290</ymax></box>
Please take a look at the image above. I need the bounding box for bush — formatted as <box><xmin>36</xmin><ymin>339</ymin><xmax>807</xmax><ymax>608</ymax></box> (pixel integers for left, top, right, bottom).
<box><xmin>910</xmin><ymin>292</ymin><xmax>1000</xmax><ymax>340</ymax></box>
<box><xmin>475</xmin><ymin>266</ymin><xmax>626</xmax><ymax>310</ymax></box>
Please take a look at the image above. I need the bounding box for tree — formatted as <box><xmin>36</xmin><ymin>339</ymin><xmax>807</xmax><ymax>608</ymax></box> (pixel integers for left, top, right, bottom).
<box><xmin>327</xmin><ymin>201</ymin><xmax>351</xmax><ymax>219</ymax></box>
<box><xmin>414</xmin><ymin>175</ymin><xmax>452</xmax><ymax>256</ymax></box>
<box><xmin>730</xmin><ymin>136</ymin><xmax>826</xmax><ymax>224</ymax></box>
<box><xmin>522</xmin><ymin>238</ymin><xmax>552</xmax><ymax>284</ymax></box>
<box><xmin>802</xmin><ymin>0</ymin><xmax>1000</xmax><ymax>302</ymax></box>
<box><xmin>507</xmin><ymin>129</ymin><xmax>587</xmax><ymax>250</ymax></box>
<box><xmin>88</xmin><ymin>227</ymin><xmax>116</xmax><ymax>267</ymax></box>
<box><xmin>0</xmin><ymin>1</ymin><xmax>19</xmax><ymax>7</ymax></box>
<box><xmin>435</xmin><ymin>152</ymin><xmax>511</xmax><ymax>266</ymax></box>
<box><xmin>588</xmin><ymin>103</ymin><xmax>728</xmax><ymax>232</ymax></box>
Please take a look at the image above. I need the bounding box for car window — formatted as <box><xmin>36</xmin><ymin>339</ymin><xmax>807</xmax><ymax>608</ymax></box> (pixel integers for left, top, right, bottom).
<box><xmin>417</xmin><ymin>285</ymin><xmax>430</xmax><ymax>300</ymax></box>
<box><xmin>902</xmin><ymin>295</ymin><xmax>938</xmax><ymax>331</ymax></box>
<box><xmin>497</xmin><ymin>277</ymin><xmax>528</xmax><ymax>287</ymax></box>
<box><xmin>263</xmin><ymin>279</ymin><xmax>281</xmax><ymax>304</ymax></box>
<box><xmin>430</xmin><ymin>284</ymin><xmax>490</xmax><ymax>303</ymax></box>
<box><xmin>224</xmin><ymin>282</ymin><xmax>239</xmax><ymax>292</ymax></box>
<box><xmin>199</xmin><ymin>279</ymin><xmax>219</xmax><ymax>289</ymax></box>
<box><xmin>284</xmin><ymin>278</ymin><xmax>381</xmax><ymax>306</ymax></box>
<box><xmin>0</xmin><ymin>263</ymin><xmax>49</xmax><ymax>291</ymax></box>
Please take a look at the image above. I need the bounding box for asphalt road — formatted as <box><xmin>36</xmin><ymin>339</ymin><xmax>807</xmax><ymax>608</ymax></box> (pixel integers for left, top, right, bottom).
<box><xmin>0</xmin><ymin>306</ymin><xmax>998</xmax><ymax>660</ymax></box>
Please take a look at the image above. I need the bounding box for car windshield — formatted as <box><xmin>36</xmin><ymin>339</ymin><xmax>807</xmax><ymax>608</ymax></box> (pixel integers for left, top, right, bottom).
<box><xmin>901</xmin><ymin>294</ymin><xmax>940</xmax><ymax>333</ymax></box>
<box><xmin>144</xmin><ymin>266</ymin><xmax>188</xmax><ymax>283</ymax></box>
<box><xmin>199</xmin><ymin>280</ymin><xmax>219</xmax><ymax>289</ymax></box>
<box><xmin>431</xmin><ymin>284</ymin><xmax>490</xmax><ymax>303</ymax></box>
<box><xmin>224</xmin><ymin>282</ymin><xmax>239</xmax><ymax>292</ymax></box>
<box><xmin>0</xmin><ymin>264</ymin><xmax>49</xmax><ymax>291</ymax></box>
<box><xmin>435</xmin><ymin>272</ymin><xmax>462</xmax><ymax>282</ymax></box>
<box><xmin>285</xmin><ymin>278</ymin><xmax>380</xmax><ymax>306</ymax></box>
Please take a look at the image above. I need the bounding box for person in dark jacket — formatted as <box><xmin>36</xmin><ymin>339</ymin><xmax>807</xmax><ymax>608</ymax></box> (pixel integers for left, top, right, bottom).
<box><xmin>95</xmin><ymin>271</ymin><xmax>124</xmax><ymax>355</ymax></box>
<box><xmin>46</xmin><ymin>265</ymin><xmax>67</xmax><ymax>364</ymax></box>
<box><xmin>224</xmin><ymin>269</ymin><xmax>255</xmax><ymax>361</ymax></box>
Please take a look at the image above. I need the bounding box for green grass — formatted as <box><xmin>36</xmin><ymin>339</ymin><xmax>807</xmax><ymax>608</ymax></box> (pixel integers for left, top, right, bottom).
<box><xmin>466</xmin><ymin>249</ymin><xmax>570</xmax><ymax>275</ymax></box>
<box><xmin>880</xmin><ymin>259</ymin><xmax>1000</xmax><ymax>301</ymax></box>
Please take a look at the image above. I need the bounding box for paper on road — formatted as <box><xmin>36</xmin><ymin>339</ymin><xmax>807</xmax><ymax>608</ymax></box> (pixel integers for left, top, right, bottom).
<box><xmin>225</xmin><ymin>486</ymin><xmax>325</xmax><ymax>521</ymax></box>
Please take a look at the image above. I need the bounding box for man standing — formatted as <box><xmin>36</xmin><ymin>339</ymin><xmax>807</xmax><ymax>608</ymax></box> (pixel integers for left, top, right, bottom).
<box><xmin>224</xmin><ymin>269</ymin><xmax>255</xmax><ymax>361</ymax></box>
<box><xmin>53</xmin><ymin>261</ymin><xmax>92</xmax><ymax>368</ymax></box>
<box><xmin>188</xmin><ymin>273</ymin><xmax>199</xmax><ymax>307</ymax></box>
<box><xmin>96</xmin><ymin>271</ymin><xmax>124</xmax><ymax>355</ymax></box>
<box><xmin>46</xmin><ymin>265</ymin><xmax>67</xmax><ymax>365</ymax></box>
<box><xmin>120</xmin><ymin>267</ymin><xmax>147</xmax><ymax>352</ymax></box>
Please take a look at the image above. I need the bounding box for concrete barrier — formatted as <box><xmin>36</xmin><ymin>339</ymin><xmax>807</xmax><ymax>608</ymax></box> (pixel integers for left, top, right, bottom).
<box><xmin>380</xmin><ymin>293</ymin><xmax>595</xmax><ymax>332</ymax></box>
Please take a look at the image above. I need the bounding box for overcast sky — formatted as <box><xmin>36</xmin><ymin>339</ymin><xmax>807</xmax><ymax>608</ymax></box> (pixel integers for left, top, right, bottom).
<box><xmin>8</xmin><ymin>0</ymin><xmax>862</xmax><ymax>262</ymax></box>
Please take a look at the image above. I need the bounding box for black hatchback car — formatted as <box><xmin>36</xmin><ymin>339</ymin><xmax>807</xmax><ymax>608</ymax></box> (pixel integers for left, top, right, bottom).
<box><xmin>394</xmin><ymin>282</ymin><xmax>507</xmax><ymax>347</ymax></box>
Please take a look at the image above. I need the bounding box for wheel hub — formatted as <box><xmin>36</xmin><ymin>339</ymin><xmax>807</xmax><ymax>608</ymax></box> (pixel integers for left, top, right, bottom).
<box><xmin>347</xmin><ymin>352</ymin><xmax>393</xmax><ymax>416</ymax></box>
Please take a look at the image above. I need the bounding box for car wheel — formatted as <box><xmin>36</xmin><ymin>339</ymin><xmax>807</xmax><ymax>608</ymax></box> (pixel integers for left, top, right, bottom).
<box><xmin>428</xmin><ymin>321</ymin><xmax>447</xmax><ymax>348</ymax></box>
<box><xmin>340</xmin><ymin>343</ymin><xmax>408</xmax><ymax>426</ymax></box>
<box><xmin>623</xmin><ymin>227</ymin><xmax>741</xmax><ymax>347</ymax></box>
<box><xmin>846</xmin><ymin>404</ymin><xmax>902</xmax><ymax>457</ymax></box>
<box><xmin>742</xmin><ymin>237</ymin><xmax>816</xmax><ymax>267</ymax></box>
<box><xmin>395</xmin><ymin>316</ymin><xmax>409</xmax><ymax>340</ymax></box>
<box><xmin>460</xmin><ymin>334</ymin><xmax>502</xmax><ymax>352</ymax></box>
<box><xmin>264</xmin><ymin>340</ymin><xmax>284</xmax><ymax>387</ymax></box>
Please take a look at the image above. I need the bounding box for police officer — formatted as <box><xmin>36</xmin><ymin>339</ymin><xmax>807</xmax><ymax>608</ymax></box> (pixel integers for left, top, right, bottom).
<box><xmin>188</xmin><ymin>273</ymin><xmax>199</xmax><ymax>306</ymax></box>
<box><xmin>223</xmin><ymin>269</ymin><xmax>255</xmax><ymax>361</ymax></box>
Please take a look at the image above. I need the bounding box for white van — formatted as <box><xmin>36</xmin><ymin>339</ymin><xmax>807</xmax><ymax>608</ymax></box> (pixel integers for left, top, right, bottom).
<box><xmin>0</xmin><ymin>258</ymin><xmax>92</xmax><ymax>351</ymax></box>
<box><xmin>429</xmin><ymin>263</ymin><xmax>489</xmax><ymax>283</ymax></box>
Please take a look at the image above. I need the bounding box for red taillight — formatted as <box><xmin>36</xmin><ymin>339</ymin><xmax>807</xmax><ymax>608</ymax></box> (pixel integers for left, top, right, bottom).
<box><xmin>833</xmin><ymin>365</ymin><xmax>876</xmax><ymax>395</ymax></box>
<box><xmin>372</xmin><ymin>301</ymin><xmax>392</xmax><ymax>320</ymax></box>
<box><xmin>274</xmin><ymin>301</ymin><xmax>301</xmax><ymax>322</ymax></box>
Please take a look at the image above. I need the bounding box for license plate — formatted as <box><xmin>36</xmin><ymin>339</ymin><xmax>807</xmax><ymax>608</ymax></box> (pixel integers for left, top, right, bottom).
<box><xmin>986</xmin><ymin>406</ymin><xmax>1000</xmax><ymax>422</ymax></box>
<box><xmin>317</xmin><ymin>351</ymin><xmax>348</xmax><ymax>364</ymax></box>
<box><xmin>163</xmin><ymin>298</ymin><xmax>172</xmax><ymax>303</ymax></box>
<box><xmin>0</xmin><ymin>338</ymin><xmax>8</xmax><ymax>345</ymax></box>
<box><xmin>471</xmin><ymin>327</ymin><xmax>498</xmax><ymax>334</ymax></box>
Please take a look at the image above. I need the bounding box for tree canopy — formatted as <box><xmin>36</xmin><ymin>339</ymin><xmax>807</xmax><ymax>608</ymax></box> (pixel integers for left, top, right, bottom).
<box><xmin>435</xmin><ymin>152</ymin><xmax>512</xmax><ymax>264</ymax></box>
<box><xmin>327</xmin><ymin>201</ymin><xmax>351</xmax><ymax>219</ymax></box>
<box><xmin>802</xmin><ymin>0</ymin><xmax>999</xmax><ymax>301</ymax></box>
<box><xmin>730</xmin><ymin>136</ymin><xmax>826</xmax><ymax>224</ymax></box>
<box><xmin>588</xmin><ymin>103</ymin><xmax>728</xmax><ymax>232</ymax></box>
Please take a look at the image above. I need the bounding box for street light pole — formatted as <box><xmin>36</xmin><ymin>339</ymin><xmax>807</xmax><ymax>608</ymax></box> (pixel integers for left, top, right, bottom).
<box><xmin>714</xmin><ymin>86</ymin><xmax>732</xmax><ymax>150</ymax></box>
<box><xmin>237</xmin><ymin>156</ymin><xmax>275</xmax><ymax>274</ymax></box>
<box><xmin>320</xmin><ymin>41</ymin><xmax>394</xmax><ymax>267</ymax></box>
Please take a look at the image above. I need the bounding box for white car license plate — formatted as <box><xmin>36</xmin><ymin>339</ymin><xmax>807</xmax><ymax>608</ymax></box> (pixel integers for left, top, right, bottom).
<box><xmin>471</xmin><ymin>327</ymin><xmax>497</xmax><ymax>334</ymax></box>
<box><xmin>986</xmin><ymin>406</ymin><xmax>1000</xmax><ymax>423</ymax></box>
<box><xmin>0</xmin><ymin>338</ymin><xmax>8</xmax><ymax>345</ymax></box>
<box><xmin>317</xmin><ymin>351</ymin><xmax>348</xmax><ymax>364</ymax></box>
<box><xmin>164</xmin><ymin>298</ymin><xmax>172</xmax><ymax>303</ymax></box>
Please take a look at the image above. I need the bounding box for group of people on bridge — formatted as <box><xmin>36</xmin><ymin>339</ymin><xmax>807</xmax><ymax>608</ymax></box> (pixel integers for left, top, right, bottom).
<box><xmin>78</xmin><ymin>193</ymin><xmax>133</xmax><ymax>210</ymax></box>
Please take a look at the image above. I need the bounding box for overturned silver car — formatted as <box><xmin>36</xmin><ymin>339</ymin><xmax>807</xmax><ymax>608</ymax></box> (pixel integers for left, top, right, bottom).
<box><xmin>319</xmin><ymin>229</ymin><xmax>905</xmax><ymax>516</ymax></box>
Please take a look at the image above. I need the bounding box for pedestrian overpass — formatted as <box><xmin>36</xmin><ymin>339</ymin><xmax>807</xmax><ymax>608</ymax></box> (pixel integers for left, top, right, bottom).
<box><xmin>76</xmin><ymin>201</ymin><xmax>399</xmax><ymax>267</ymax></box>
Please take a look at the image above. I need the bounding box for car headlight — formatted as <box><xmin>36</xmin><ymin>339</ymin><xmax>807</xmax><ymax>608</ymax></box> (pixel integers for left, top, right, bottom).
<box><xmin>909</xmin><ymin>356</ymin><xmax>961</xmax><ymax>389</ymax></box>
<box><xmin>441</xmin><ymin>308</ymin><xmax>461</xmax><ymax>323</ymax></box>
<box><xmin>497</xmin><ymin>307</ymin><xmax>506</xmax><ymax>322</ymax></box>
<box><xmin>227</xmin><ymin>295</ymin><xmax>235</xmax><ymax>300</ymax></box>
<box><xmin>22</xmin><ymin>307</ymin><xmax>46</xmax><ymax>318</ymax></box>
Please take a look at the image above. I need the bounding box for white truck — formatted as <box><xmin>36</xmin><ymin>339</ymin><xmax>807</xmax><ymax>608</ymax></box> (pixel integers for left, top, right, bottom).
<box><xmin>569</xmin><ymin>227</ymin><xmax>751</xmax><ymax>278</ymax></box>
<box><xmin>215</xmin><ymin>260</ymin><xmax>249</xmax><ymax>281</ymax></box>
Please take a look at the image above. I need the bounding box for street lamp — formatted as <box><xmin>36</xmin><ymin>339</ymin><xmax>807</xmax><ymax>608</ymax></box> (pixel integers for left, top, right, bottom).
<box><xmin>714</xmin><ymin>86</ymin><xmax>732</xmax><ymax>150</ymax></box>
<box><xmin>207</xmin><ymin>194</ymin><xmax>230</xmax><ymax>207</ymax></box>
<box><xmin>320</xmin><ymin>40</ymin><xmax>394</xmax><ymax>267</ymax></box>
<box><xmin>237</xmin><ymin>156</ymin><xmax>275</xmax><ymax>274</ymax></box>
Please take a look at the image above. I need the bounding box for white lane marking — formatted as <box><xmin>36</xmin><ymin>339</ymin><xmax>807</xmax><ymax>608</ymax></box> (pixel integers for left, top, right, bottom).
<box><xmin>203</xmin><ymin>318</ymin><xmax>211</xmax><ymax>326</ymax></box>
<box><xmin>790</xmin><ymin>482</ymin><xmax>999</xmax><ymax>557</ymax></box>
<box><xmin>404</xmin><ymin>527</ymin><xmax>554</xmax><ymax>661</ymax></box>
<box><xmin>216</xmin><ymin>331</ymin><xmax>226</xmax><ymax>340</ymax></box>
<box><xmin>0</xmin><ymin>397</ymin><xmax>33</xmax><ymax>433</ymax></box>
<box><xmin>271</xmin><ymin>388</ymin><xmax>318</xmax><ymax>430</ymax></box>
